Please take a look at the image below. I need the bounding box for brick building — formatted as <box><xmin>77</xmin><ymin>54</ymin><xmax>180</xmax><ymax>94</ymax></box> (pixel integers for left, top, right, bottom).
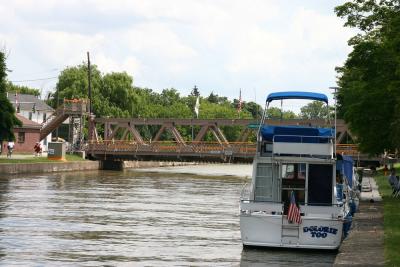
<box><xmin>11</xmin><ymin>114</ymin><xmax>41</xmax><ymax>153</ymax></box>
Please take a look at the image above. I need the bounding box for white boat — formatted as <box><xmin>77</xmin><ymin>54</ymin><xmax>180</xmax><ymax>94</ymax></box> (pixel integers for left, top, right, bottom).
<box><xmin>239</xmin><ymin>91</ymin><xmax>353</xmax><ymax>250</ymax></box>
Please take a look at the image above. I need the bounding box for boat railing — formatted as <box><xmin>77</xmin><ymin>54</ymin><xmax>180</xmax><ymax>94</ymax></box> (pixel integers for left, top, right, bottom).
<box><xmin>264</xmin><ymin>134</ymin><xmax>334</xmax><ymax>158</ymax></box>
<box><xmin>272</xmin><ymin>134</ymin><xmax>333</xmax><ymax>144</ymax></box>
<box><xmin>240</xmin><ymin>200</ymin><xmax>344</xmax><ymax>218</ymax></box>
<box><xmin>240</xmin><ymin>199</ymin><xmax>344</xmax><ymax>207</ymax></box>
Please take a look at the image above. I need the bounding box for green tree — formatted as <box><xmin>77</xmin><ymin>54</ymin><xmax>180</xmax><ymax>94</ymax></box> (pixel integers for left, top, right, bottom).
<box><xmin>335</xmin><ymin>0</ymin><xmax>400</xmax><ymax>154</ymax></box>
<box><xmin>243</xmin><ymin>101</ymin><xmax>263</xmax><ymax>119</ymax></box>
<box><xmin>55</xmin><ymin>64</ymin><xmax>101</xmax><ymax>101</ymax></box>
<box><xmin>266</xmin><ymin>107</ymin><xmax>297</xmax><ymax>120</ymax></box>
<box><xmin>300</xmin><ymin>101</ymin><xmax>329</xmax><ymax>119</ymax></box>
<box><xmin>54</xmin><ymin>64</ymin><xmax>131</xmax><ymax>118</ymax></box>
<box><xmin>190</xmin><ymin>85</ymin><xmax>200</xmax><ymax>97</ymax></box>
<box><xmin>207</xmin><ymin>92</ymin><xmax>228</xmax><ymax>105</ymax></box>
<box><xmin>102</xmin><ymin>72</ymin><xmax>133</xmax><ymax>111</ymax></box>
<box><xmin>6</xmin><ymin>82</ymin><xmax>40</xmax><ymax>96</ymax></box>
<box><xmin>0</xmin><ymin>51</ymin><xmax>21</xmax><ymax>148</ymax></box>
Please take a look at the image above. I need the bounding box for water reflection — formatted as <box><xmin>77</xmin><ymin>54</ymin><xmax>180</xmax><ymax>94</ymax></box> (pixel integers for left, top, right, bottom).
<box><xmin>0</xmin><ymin>178</ymin><xmax>10</xmax><ymax>260</ymax></box>
<box><xmin>0</xmin><ymin>166</ymin><xmax>336</xmax><ymax>266</ymax></box>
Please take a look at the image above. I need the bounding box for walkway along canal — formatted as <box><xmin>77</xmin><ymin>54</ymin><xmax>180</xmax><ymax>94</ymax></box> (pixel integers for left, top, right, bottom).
<box><xmin>334</xmin><ymin>176</ymin><xmax>384</xmax><ymax>267</ymax></box>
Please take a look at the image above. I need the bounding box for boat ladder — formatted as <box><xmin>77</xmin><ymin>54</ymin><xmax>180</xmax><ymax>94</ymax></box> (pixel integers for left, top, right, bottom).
<box><xmin>281</xmin><ymin>215</ymin><xmax>300</xmax><ymax>244</ymax></box>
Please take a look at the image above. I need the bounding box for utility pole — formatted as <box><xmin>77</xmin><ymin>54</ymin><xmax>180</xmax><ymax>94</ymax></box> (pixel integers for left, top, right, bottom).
<box><xmin>56</xmin><ymin>92</ymin><xmax>59</xmax><ymax>139</ymax></box>
<box><xmin>87</xmin><ymin>52</ymin><xmax>94</xmax><ymax>144</ymax></box>
<box><xmin>329</xmin><ymin>86</ymin><xmax>339</xmax><ymax>156</ymax></box>
<box><xmin>87</xmin><ymin>52</ymin><xmax>92</xmax><ymax>115</ymax></box>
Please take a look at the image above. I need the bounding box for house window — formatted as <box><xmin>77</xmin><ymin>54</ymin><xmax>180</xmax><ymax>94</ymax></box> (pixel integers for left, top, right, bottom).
<box><xmin>43</xmin><ymin>113</ymin><xmax>47</xmax><ymax>122</ymax></box>
<box><xmin>29</xmin><ymin>112</ymin><xmax>33</xmax><ymax>120</ymax></box>
<box><xmin>18</xmin><ymin>132</ymin><xmax>25</xmax><ymax>143</ymax></box>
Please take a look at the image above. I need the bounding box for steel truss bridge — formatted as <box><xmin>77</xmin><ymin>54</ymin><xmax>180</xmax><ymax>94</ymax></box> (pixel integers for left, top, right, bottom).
<box><xmin>87</xmin><ymin>117</ymin><xmax>359</xmax><ymax>162</ymax></box>
<box><xmin>37</xmin><ymin>99</ymin><xmax>377</xmax><ymax>165</ymax></box>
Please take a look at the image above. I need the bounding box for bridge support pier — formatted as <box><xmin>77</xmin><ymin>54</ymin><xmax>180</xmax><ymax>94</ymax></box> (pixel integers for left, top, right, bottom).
<box><xmin>100</xmin><ymin>160</ymin><xmax>124</xmax><ymax>171</ymax></box>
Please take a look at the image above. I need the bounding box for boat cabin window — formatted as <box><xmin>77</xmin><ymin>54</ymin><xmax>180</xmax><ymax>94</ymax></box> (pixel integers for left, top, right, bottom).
<box><xmin>254</xmin><ymin>163</ymin><xmax>279</xmax><ymax>201</ymax></box>
<box><xmin>307</xmin><ymin>164</ymin><xmax>333</xmax><ymax>205</ymax></box>
<box><xmin>281</xmin><ymin>163</ymin><xmax>306</xmax><ymax>206</ymax></box>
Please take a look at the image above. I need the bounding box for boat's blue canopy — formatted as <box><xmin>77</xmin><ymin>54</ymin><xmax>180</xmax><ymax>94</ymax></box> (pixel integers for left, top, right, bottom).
<box><xmin>261</xmin><ymin>125</ymin><xmax>333</xmax><ymax>143</ymax></box>
<box><xmin>266</xmin><ymin>91</ymin><xmax>328</xmax><ymax>104</ymax></box>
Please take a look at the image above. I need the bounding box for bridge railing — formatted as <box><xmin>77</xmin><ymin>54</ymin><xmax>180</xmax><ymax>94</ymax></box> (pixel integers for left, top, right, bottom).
<box><xmin>63</xmin><ymin>99</ymin><xmax>89</xmax><ymax>114</ymax></box>
<box><xmin>88</xmin><ymin>140</ymin><xmax>257</xmax><ymax>157</ymax></box>
<box><xmin>336</xmin><ymin>144</ymin><xmax>359</xmax><ymax>156</ymax></box>
<box><xmin>88</xmin><ymin>140</ymin><xmax>362</xmax><ymax>160</ymax></box>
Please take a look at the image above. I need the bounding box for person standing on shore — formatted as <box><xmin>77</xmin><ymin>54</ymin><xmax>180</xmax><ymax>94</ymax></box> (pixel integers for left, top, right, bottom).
<box><xmin>388</xmin><ymin>169</ymin><xmax>400</xmax><ymax>195</ymax></box>
<box><xmin>384</xmin><ymin>164</ymin><xmax>389</xmax><ymax>176</ymax></box>
<box><xmin>7</xmin><ymin>141</ymin><xmax>14</xmax><ymax>158</ymax></box>
<box><xmin>34</xmin><ymin>142</ymin><xmax>42</xmax><ymax>157</ymax></box>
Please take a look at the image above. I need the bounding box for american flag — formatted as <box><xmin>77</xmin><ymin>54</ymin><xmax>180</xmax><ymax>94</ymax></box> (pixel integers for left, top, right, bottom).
<box><xmin>288</xmin><ymin>191</ymin><xmax>302</xmax><ymax>224</ymax></box>
<box><xmin>194</xmin><ymin>96</ymin><xmax>200</xmax><ymax>118</ymax></box>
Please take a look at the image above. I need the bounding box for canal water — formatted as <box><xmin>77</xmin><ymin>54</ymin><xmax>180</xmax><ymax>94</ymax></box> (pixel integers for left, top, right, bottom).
<box><xmin>0</xmin><ymin>164</ymin><xmax>336</xmax><ymax>266</ymax></box>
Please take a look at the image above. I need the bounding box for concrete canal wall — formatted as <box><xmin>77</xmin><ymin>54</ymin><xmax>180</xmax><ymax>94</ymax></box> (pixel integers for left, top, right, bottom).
<box><xmin>0</xmin><ymin>160</ymin><xmax>201</xmax><ymax>174</ymax></box>
<box><xmin>0</xmin><ymin>161</ymin><xmax>101</xmax><ymax>174</ymax></box>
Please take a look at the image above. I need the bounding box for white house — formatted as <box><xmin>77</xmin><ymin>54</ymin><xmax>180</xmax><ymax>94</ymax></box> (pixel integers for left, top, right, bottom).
<box><xmin>7</xmin><ymin>92</ymin><xmax>54</xmax><ymax>150</ymax></box>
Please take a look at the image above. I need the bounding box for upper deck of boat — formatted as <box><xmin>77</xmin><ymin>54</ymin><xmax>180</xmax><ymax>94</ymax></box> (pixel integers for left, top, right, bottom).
<box><xmin>258</xmin><ymin>125</ymin><xmax>334</xmax><ymax>160</ymax></box>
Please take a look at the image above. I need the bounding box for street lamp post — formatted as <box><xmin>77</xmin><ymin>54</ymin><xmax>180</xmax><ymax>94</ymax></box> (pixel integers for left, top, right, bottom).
<box><xmin>329</xmin><ymin>86</ymin><xmax>340</xmax><ymax>156</ymax></box>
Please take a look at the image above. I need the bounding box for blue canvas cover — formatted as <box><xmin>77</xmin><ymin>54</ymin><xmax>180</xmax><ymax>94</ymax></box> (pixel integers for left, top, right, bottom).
<box><xmin>342</xmin><ymin>155</ymin><xmax>354</xmax><ymax>187</ymax></box>
<box><xmin>266</xmin><ymin>91</ymin><xmax>329</xmax><ymax>104</ymax></box>
<box><xmin>261</xmin><ymin>125</ymin><xmax>333</xmax><ymax>143</ymax></box>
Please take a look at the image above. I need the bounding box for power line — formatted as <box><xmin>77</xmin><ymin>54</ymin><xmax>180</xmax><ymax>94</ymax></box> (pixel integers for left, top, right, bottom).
<box><xmin>10</xmin><ymin>76</ymin><xmax>58</xmax><ymax>83</ymax></box>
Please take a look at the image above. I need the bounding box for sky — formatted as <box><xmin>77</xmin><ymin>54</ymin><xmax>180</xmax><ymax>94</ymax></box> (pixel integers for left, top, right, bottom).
<box><xmin>0</xmin><ymin>0</ymin><xmax>355</xmax><ymax>109</ymax></box>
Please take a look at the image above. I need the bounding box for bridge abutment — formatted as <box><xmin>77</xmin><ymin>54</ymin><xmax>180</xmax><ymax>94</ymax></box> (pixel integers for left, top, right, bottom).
<box><xmin>100</xmin><ymin>160</ymin><xmax>124</xmax><ymax>171</ymax></box>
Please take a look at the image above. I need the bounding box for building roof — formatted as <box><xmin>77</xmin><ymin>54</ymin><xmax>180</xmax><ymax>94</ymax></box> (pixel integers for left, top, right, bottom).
<box><xmin>15</xmin><ymin>114</ymin><xmax>42</xmax><ymax>129</ymax></box>
<box><xmin>7</xmin><ymin>93</ymin><xmax>54</xmax><ymax>112</ymax></box>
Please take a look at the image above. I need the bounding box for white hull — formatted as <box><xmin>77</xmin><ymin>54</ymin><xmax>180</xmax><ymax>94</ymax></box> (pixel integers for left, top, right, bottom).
<box><xmin>240</xmin><ymin>213</ymin><xmax>343</xmax><ymax>250</ymax></box>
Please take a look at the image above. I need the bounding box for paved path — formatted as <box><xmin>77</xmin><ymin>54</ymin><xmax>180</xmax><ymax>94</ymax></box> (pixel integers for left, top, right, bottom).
<box><xmin>334</xmin><ymin>176</ymin><xmax>384</xmax><ymax>267</ymax></box>
<box><xmin>360</xmin><ymin>177</ymin><xmax>382</xmax><ymax>202</ymax></box>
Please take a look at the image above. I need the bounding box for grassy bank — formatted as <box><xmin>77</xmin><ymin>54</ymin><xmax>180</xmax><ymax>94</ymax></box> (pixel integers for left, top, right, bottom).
<box><xmin>375</xmin><ymin>164</ymin><xmax>400</xmax><ymax>267</ymax></box>
<box><xmin>0</xmin><ymin>154</ymin><xmax>85</xmax><ymax>163</ymax></box>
